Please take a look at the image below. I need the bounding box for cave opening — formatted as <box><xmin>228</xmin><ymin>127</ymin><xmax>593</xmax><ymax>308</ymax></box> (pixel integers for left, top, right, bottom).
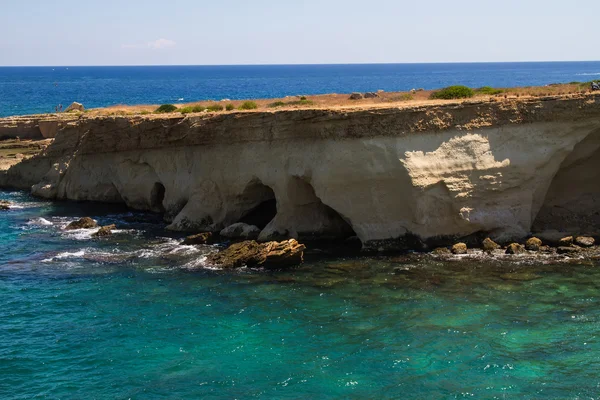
<box><xmin>237</xmin><ymin>181</ymin><xmax>277</xmax><ymax>229</ymax></box>
<box><xmin>150</xmin><ymin>182</ymin><xmax>166</xmax><ymax>213</ymax></box>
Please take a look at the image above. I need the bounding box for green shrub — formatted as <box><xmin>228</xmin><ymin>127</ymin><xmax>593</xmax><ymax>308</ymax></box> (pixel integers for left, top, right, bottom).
<box><xmin>140</xmin><ymin>110</ymin><xmax>151</xmax><ymax>115</ymax></box>
<box><xmin>569</xmin><ymin>81</ymin><xmax>582</xmax><ymax>85</ymax></box>
<box><xmin>226</xmin><ymin>103</ymin><xmax>235</xmax><ymax>111</ymax></box>
<box><xmin>192</xmin><ymin>105</ymin><xmax>206</xmax><ymax>112</ymax></box>
<box><xmin>287</xmin><ymin>99</ymin><xmax>314</xmax><ymax>106</ymax></box>
<box><xmin>179</xmin><ymin>106</ymin><xmax>193</xmax><ymax>114</ymax></box>
<box><xmin>239</xmin><ymin>101</ymin><xmax>258</xmax><ymax>110</ymax></box>
<box><xmin>474</xmin><ymin>86</ymin><xmax>503</xmax><ymax>95</ymax></box>
<box><xmin>206</xmin><ymin>104</ymin><xmax>224</xmax><ymax>112</ymax></box>
<box><xmin>300</xmin><ymin>96</ymin><xmax>307</xmax><ymax>101</ymax></box>
<box><xmin>430</xmin><ymin>85</ymin><xmax>474</xmax><ymax>100</ymax></box>
<box><xmin>155</xmin><ymin>104</ymin><xmax>177</xmax><ymax>113</ymax></box>
<box><xmin>268</xmin><ymin>101</ymin><xmax>286</xmax><ymax>108</ymax></box>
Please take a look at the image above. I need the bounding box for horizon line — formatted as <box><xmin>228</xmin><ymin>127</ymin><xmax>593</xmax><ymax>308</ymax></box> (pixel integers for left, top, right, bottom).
<box><xmin>1</xmin><ymin>60</ymin><xmax>600</xmax><ymax>68</ymax></box>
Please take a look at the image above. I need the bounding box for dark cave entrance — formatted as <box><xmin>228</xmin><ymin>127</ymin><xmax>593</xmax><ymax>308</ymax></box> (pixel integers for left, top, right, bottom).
<box><xmin>237</xmin><ymin>180</ymin><xmax>277</xmax><ymax>229</ymax></box>
<box><xmin>150</xmin><ymin>182</ymin><xmax>166</xmax><ymax>213</ymax></box>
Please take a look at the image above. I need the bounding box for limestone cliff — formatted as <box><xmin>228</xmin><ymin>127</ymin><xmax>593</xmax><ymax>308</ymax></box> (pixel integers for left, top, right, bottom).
<box><xmin>2</xmin><ymin>94</ymin><xmax>600</xmax><ymax>248</ymax></box>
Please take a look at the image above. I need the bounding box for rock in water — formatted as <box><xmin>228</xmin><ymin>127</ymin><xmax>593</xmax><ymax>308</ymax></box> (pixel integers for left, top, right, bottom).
<box><xmin>558</xmin><ymin>246</ymin><xmax>580</xmax><ymax>255</ymax></box>
<box><xmin>505</xmin><ymin>243</ymin><xmax>525</xmax><ymax>255</ymax></box>
<box><xmin>559</xmin><ymin>236</ymin><xmax>574</xmax><ymax>247</ymax></box>
<box><xmin>575</xmin><ymin>236</ymin><xmax>595</xmax><ymax>248</ymax></box>
<box><xmin>482</xmin><ymin>238</ymin><xmax>500</xmax><ymax>252</ymax></box>
<box><xmin>65</xmin><ymin>217</ymin><xmax>98</xmax><ymax>230</ymax></box>
<box><xmin>0</xmin><ymin>200</ymin><xmax>10</xmax><ymax>210</ymax></box>
<box><xmin>64</xmin><ymin>102</ymin><xmax>84</xmax><ymax>112</ymax></box>
<box><xmin>220</xmin><ymin>223</ymin><xmax>261</xmax><ymax>240</ymax></box>
<box><xmin>182</xmin><ymin>232</ymin><xmax>215</xmax><ymax>245</ymax></box>
<box><xmin>206</xmin><ymin>239</ymin><xmax>305</xmax><ymax>269</ymax></box>
<box><xmin>525</xmin><ymin>237</ymin><xmax>543</xmax><ymax>251</ymax></box>
<box><xmin>451</xmin><ymin>243</ymin><xmax>467</xmax><ymax>254</ymax></box>
<box><xmin>92</xmin><ymin>224</ymin><xmax>116</xmax><ymax>237</ymax></box>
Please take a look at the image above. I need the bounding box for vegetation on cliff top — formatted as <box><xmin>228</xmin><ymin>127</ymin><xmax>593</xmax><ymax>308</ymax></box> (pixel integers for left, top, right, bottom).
<box><xmin>155</xmin><ymin>104</ymin><xmax>177</xmax><ymax>113</ymax></box>
<box><xmin>430</xmin><ymin>85</ymin><xmax>474</xmax><ymax>100</ymax></box>
<box><xmin>239</xmin><ymin>101</ymin><xmax>258</xmax><ymax>110</ymax></box>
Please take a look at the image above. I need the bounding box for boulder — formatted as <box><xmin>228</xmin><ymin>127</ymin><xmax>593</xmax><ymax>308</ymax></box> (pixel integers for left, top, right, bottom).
<box><xmin>92</xmin><ymin>224</ymin><xmax>116</xmax><ymax>237</ymax></box>
<box><xmin>451</xmin><ymin>243</ymin><xmax>467</xmax><ymax>254</ymax></box>
<box><xmin>559</xmin><ymin>236</ymin><xmax>574</xmax><ymax>247</ymax></box>
<box><xmin>206</xmin><ymin>239</ymin><xmax>305</xmax><ymax>269</ymax></box>
<box><xmin>557</xmin><ymin>246</ymin><xmax>580</xmax><ymax>255</ymax></box>
<box><xmin>432</xmin><ymin>247</ymin><xmax>451</xmax><ymax>255</ymax></box>
<box><xmin>364</xmin><ymin>92</ymin><xmax>379</xmax><ymax>99</ymax></box>
<box><xmin>220</xmin><ymin>223</ymin><xmax>261</xmax><ymax>240</ymax></box>
<box><xmin>505</xmin><ymin>243</ymin><xmax>525</xmax><ymax>255</ymax></box>
<box><xmin>525</xmin><ymin>237</ymin><xmax>543</xmax><ymax>251</ymax></box>
<box><xmin>575</xmin><ymin>236</ymin><xmax>595</xmax><ymax>248</ymax></box>
<box><xmin>0</xmin><ymin>200</ymin><xmax>10</xmax><ymax>210</ymax></box>
<box><xmin>64</xmin><ymin>102</ymin><xmax>84</xmax><ymax>113</ymax></box>
<box><xmin>65</xmin><ymin>217</ymin><xmax>97</xmax><ymax>230</ymax></box>
<box><xmin>349</xmin><ymin>93</ymin><xmax>363</xmax><ymax>100</ymax></box>
<box><xmin>482</xmin><ymin>237</ymin><xmax>500</xmax><ymax>252</ymax></box>
<box><xmin>182</xmin><ymin>232</ymin><xmax>215</xmax><ymax>245</ymax></box>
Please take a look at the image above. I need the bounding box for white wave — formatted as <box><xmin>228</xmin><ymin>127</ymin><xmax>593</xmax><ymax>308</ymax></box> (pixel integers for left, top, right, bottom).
<box><xmin>27</xmin><ymin>217</ymin><xmax>53</xmax><ymax>226</ymax></box>
<box><xmin>576</xmin><ymin>72</ymin><xmax>600</xmax><ymax>76</ymax></box>
<box><xmin>62</xmin><ymin>228</ymin><xmax>99</xmax><ymax>240</ymax></box>
<box><xmin>42</xmin><ymin>249</ymin><xmax>86</xmax><ymax>262</ymax></box>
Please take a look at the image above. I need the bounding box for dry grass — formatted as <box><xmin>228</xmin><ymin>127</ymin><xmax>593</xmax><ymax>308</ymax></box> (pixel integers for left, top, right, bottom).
<box><xmin>82</xmin><ymin>83</ymin><xmax>596</xmax><ymax>117</ymax></box>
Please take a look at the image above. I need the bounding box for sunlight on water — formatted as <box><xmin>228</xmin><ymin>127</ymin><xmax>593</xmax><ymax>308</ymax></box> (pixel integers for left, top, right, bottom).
<box><xmin>2</xmin><ymin>190</ymin><xmax>600</xmax><ymax>399</ymax></box>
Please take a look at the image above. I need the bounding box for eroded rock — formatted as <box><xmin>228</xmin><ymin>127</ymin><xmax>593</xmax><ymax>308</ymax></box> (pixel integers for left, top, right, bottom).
<box><xmin>575</xmin><ymin>236</ymin><xmax>595</xmax><ymax>248</ymax></box>
<box><xmin>451</xmin><ymin>243</ymin><xmax>467</xmax><ymax>254</ymax></box>
<box><xmin>0</xmin><ymin>200</ymin><xmax>10</xmax><ymax>210</ymax></box>
<box><xmin>525</xmin><ymin>237</ymin><xmax>543</xmax><ymax>251</ymax></box>
<box><xmin>206</xmin><ymin>239</ymin><xmax>305</xmax><ymax>269</ymax></box>
<box><xmin>92</xmin><ymin>224</ymin><xmax>116</xmax><ymax>237</ymax></box>
<box><xmin>557</xmin><ymin>246</ymin><xmax>580</xmax><ymax>255</ymax></box>
<box><xmin>349</xmin><ymin>93</ymin><xmax>363</xmax><ymax>100</ymax></box>
<box><xmin>505</xmin><ymin>243</ymin><xmax>525</xmax><ymax>255</ymax></box>
<box><xmin>364</xmin><ymin>92</ymin><xmax>379</xmax><ymax>99</ymax></box>
<box><xmin>65</xmin><ymin>102</ymin><xmax>84</xmax><ymax>112</ymax></box>
<box><xmin>65</xmin><ymin>217</ymin><xmax>97</xmax><ymax>230</ymax></box>
<box><xmin>559</xmin><ymin>236</ymin><xmax>574</xmax><ymax>247</ymax></box>
<box><xmin>482</xmin><ymin>238</ymin><xmax>500</xmax><ymax>252</ymax></box>
<box><xmin>220</xmin><ymin>223</ymin><xmax>261</xmax><ymax>240</ymax></box>
<box><xmin>182</xmin><ymin>232</ymin><xmax>215</xmax><ymax>245</ymax></box>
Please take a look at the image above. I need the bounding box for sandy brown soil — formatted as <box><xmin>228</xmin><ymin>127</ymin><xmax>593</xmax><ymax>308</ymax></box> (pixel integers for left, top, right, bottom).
<box><xmin>0</xmin><ymin>139</ymin><xmax>52</xmax><ymax>171</ymax></box>
<box><xmin>80</xmin><ymin>83</ymin><xmax>595</xmax><ymax>117</ymax></box>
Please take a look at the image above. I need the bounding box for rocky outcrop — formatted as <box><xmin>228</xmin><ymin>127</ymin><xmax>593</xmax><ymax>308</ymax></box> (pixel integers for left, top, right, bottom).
<box><xmin>3</xmin><ymin>94</ymin><xmax>600</xmax><ymax>249</ymax></box>
<box><xmin>525</xmin><ymin>237</ymin><xmax>542</xmax><ymax>251</ymax></box>
<box><xmin>65</xmin><ymin>217</ymin><xmax>97</xmax><ymax>230</ymax></box>
<box><xmin>451</xmin><ymin>243</ymin><xmax>467</xmax><ymax>254</ymax></box>
<box><xmin>220</xmin><ymin>223</ymin><xmax>261</xmax><ymax>240</ymax></box>
<box><xmin>575</xmin><ymin>236</ymin><xmax>595</xmax><ymax>247</ymax></box>
<box><xmin>65</xmin><ymin>102</ymin><xmax>84</xmax><ymax>113</ymax></box>
<box><xmin>482</xmin><ymin>237</ymin><xmax>500</xmax><ymax>252</ymax></box>
<box><xmin>0</xmin><ymin>115</ymin><xmax>77</xmax><ymax>140</ymax></box>
<box><xmin>182</xmin><ymin>232</ymin><xmax>215</xmax><ymax>245</ymax></box>
<box><xmin>92</xmin><ymin>224</ymin><xmax>116</xmax><ymax>237</ymax></box>
<box><xmin>505</xmin><ymin>243</ymin><xmax>525</xmax><ymax>255</ymax></box>
<box><xmin>206</xmin><ymin>239</ymin><xmax>305</xmax><ymax>269</ymax></box>
<box><xmin>0</xmin><ymin>200</ymin><xmax>10</xmax><ymax>210</ymax></box>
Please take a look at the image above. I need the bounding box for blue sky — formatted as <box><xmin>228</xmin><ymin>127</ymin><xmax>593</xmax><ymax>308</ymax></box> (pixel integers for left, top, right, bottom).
<box><xmin>1</xmin><ymin>0</ymin><xmax>598</xmax><ymax>66</ymax></box>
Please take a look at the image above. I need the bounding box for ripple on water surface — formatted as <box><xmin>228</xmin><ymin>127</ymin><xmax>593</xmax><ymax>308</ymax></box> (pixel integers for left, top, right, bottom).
<box><xmin>2</xmin><ymin>190</ymin><xmax>600</xmax><ymax>399</ymax></box>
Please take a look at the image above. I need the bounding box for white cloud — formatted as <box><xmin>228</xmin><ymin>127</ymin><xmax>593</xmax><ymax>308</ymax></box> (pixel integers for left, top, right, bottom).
<box><xmin>121</xmin><ymin>39</ymin><xmax>176</xmax><ymax>50</ymax></box>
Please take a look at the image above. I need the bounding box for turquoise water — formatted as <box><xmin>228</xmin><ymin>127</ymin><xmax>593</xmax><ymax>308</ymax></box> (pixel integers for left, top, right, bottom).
<box><xmin>2</xmin><ymin>62</ymin><xmax>600</xmax><ymax>117</ymax></box>
<box><xmin>2</xmin><ymin>190</ymin><xmax>600</xmax><ymax>399</ymax></box>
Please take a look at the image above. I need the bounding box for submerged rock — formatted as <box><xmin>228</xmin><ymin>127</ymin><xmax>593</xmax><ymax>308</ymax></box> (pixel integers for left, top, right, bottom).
<box><xmin>482</xmin><ymin>238</ymin><xmax>500</xmax><ymax>252</ymax></box>
<box><xmin>575</xmin><ymin>236</ymin><xmax>595</xmax><ymax>248</ymax></box>
<box><xmin>206</xmin><ymin>239</ymin><xmax>305</xmax><ymax>269</ymax></box>
<box><xmin>525</xmin><ymin>237</ymin><xmax>543</xmax><ymax>251</ymax></box>
<box><xmin>558</xmin><ymin>246</ymin><xmax>580</xmax><ymax>255</ymax></box>
<box><xmin>182</xmin><ymin>232</ymin><xmax>215</xmax><ymax>245</ymax></box>
<box><xmin>451</xmin><ymin>243</ymin><xmax>467</xmax><ymax>254</ymax></box>
<box><xmin>220</xmin><ymin>223</ymin><xmax>261</xmax><ymax>240</ymax></box>
<box><xmin>0</xmin><ymin>200</ymin><xmax>10</xmax><ymax>210</ymax></box>
<box><xmin>92</xmin><ymin>224</ymin><xmax>116</xmax><ymax>237</ymax></box>
<box><xmin>505</xmin><ymin>243</ymin><xmax>525</xmax><ymax>255</ymax></box>
<box><xmin>65</xmin><ymin>217</ymin><xmax>98</xmax><ymax>230</ymax></box>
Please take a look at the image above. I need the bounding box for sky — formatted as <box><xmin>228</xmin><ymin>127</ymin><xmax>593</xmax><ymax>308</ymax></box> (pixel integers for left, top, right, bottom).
<box><xmin>1</xmin><ymin>0</ymin><xmax>599</xmax><ymax>66</ymax></box>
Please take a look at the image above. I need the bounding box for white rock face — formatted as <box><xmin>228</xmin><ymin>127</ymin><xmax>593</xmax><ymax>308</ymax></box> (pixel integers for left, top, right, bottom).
<box><xmin>220</xmin><ymin>223</ymin><xmax>261</xmax><ymax>240</ymax></box>
<box><xmin>3</xmin><ymin>95</ymin><xmax>600</xmax><ymax>248</ymax></box>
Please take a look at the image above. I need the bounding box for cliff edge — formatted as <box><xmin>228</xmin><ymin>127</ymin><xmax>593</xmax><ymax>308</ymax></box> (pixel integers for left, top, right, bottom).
<box><xmin>2</xmin><ymin>94</ymin><xmax>600</xmax><ymax>248</ymax></box>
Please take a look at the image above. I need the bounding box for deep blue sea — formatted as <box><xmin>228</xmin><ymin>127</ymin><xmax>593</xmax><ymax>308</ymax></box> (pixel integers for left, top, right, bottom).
<box><xmin>1</xmin><ymin>62</ymin><xmax>600</xmax><ymax>117</ymax></box>
<box><xmin>3</xmin><ymin>191</ymin><xmax>600</xmax><ymax>399</ymax></box>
